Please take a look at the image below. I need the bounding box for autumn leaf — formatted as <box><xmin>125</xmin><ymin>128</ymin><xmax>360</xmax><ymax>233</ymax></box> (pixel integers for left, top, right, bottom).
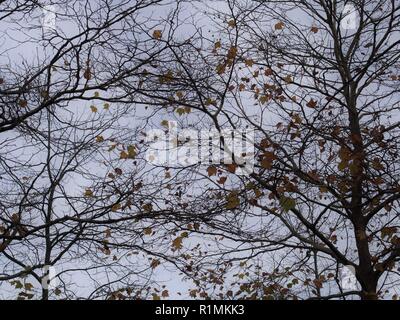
<box><xmin>181</xmin><ymin>231</ymin><xmax>189</xmax><ymax>238</ymax></box>
<box><xmin>313</xmin><ymin>278</ymin><xmax>323</xmax><ymax>289</ymax></box>
<box><xmin>225</xmin><ymin>192</ymin><xmax>240</xmax><ymax>209</ymax></box>
<box><xmin>275</xmin><ymin>21</ymin><xmax>285</xmax><ymax>30</ymax></box>
<box><xmin>159</xmin><ymin>70</ymin><xmax>174</xmax><ymax>83</ymax></box>
<box><xmin>216</xmin><ymin>63</ymin><xmax>226</xmax><ymax>75</ymax></box>
<box><xmin>96</xmin><ymin>135</ymin><xmax>104</xmax><ymax>143</ymax></box>
<box><xmin>217</xmin><ymin>176</ymin><xmax>227</xmax><ymax>184</ymax></box>
<box><xmin>19</xmin><ymin>99</ymin><xmax>27</xmax><ymax>108</ymax></box>
<box><xmin>245</xmin><ymin>59</ymin><xmax>254</xmax><ymax>67</ymax></box>
<box><xmin>111</xmin><ymin>203</ymin><xmax>121</xmax><ymax>212</ymax></box>
<box><xmin>226</xmin><ymin>164</ymin><xmax>237</xmax><ymax>173</ymax></box>
<box><xmin>381</xmin><ymin>227</ymin><xmax>397</xmax><ymax>239</ymax></box>
<box><xmin>259</xmin><ymin>95</ymin><xmax>269</xmax><ymax>105</ymax></box>
<box><xmin>161</xmin><ymin>290</ymin><xmax>169</xmax><ymax>298</ymax></box>
<box><xmin>228</xmin><ymin>19</ymin><xmax>236</xmax><ymax>28</ymax></box>
<box><xmin>90</xmin><ymin>105</ymin><xmax>98</xmax><ymax>113</ymax></box>
<box><xmin>279</xmin><ymin>196</ymin><xmax>296</xmax><ymax>212</ymax></box>
<box><xmin>306</xmin><ymin>99</ymin><xmax>318</xmax><ymax>108</ymax></box>
<box><xmin>142</xmin><ymin>203</ymin><xmax>153</xmax><ymax>212</ymax></box>
<box><xmin>105</xmin><ymin>229</ymin><xmax>111</xmax><ymax>238</ymax></box>
<box><xmin>152</xmin><ymin>30</ymin><xmax>162</xmax><ymax>39</ymax></box>
<box><xmin>84</xmin><ymin>188</ymin><xmax>93</xmax><ymax>197</ymax></box>
<box><xmin>176</xmin><ymin>108</ymin><xmax>185</xmax><ymax>116</ymax></box>
<box><xmin>161</xmin><ymin>120</ymin><xmax>169</xmax><ymax>127</ymax></box>
<box><xmin>227</xmin><ymin>46</ymin><xmax>238</xmax><ymax>59</ymax></box>
<box><xmin>120</xmin><ymin>150</ymin><xmax>128</xmax><ymax>159</ymax></box>
<box><xmin>103</xmin><ymin>103</ymin><xmax>110</xmax><ymax>110</ymax></box>
<box><xmin>150</xmin><ymin>259</ymin><xmax>160</xmax><ymax>269</ymax></box>
<box><xmin>207</xmin><ymin>166</ymin><xmax>217</xmax><ymax>176</ymax></box>
<box><xmin>372</xmin><ymin>157</ymin><xmax>384</xmax><ymax>171</ymax></box>
<box><xmin>261</xmin><ymin>151</ymin><xmax>277</xmax><ymax>169</ymax></box>
<box><xmin>152</xmin><ymin>293</ymin><xmax>161</xmax><ymax>300</ymax></box>
<box><xmin>265</xmin><ymin>68</ymin><xmax>273</xmax><ymax>76</ymax></box>
<box><xmin>11</xmin><ymin>280</ymin><xmax>23</xmax><ymax>289</ymax></box>
<box><xmin>127</xmin><ymin>145</ymin><xmax>136</xmax><ymax>159</ymax></box>
<box><xmin>338</xmin><ymin>161</ymin><xmax>348</xmax><ymax>171</ymax></box>
<box><xmin>283</xmin><ymin>75</ymin><xmax>293</xmax><ymax>83</ymax></box>
<box><xmin>172</xmin><ymin>236</ymin><xmax>183</xmax><ymax>250</ymax></box>
<box><xmin>143</xmin><ymin>227</ymin><xmax>152</xmax><ymax>235</ymax></box>
<box><xmin>83</xmin><ymin>67</ymin><xmax>91</xmax><ymax>80</ymax></box>
<box><xmin>24</xmin><ymin>283</ymin><xmax>34</xmax><ymax>291</ymax></box>
<box><xmin>311</xmin><ymin>26</ymin><xmax>319</xmax><ymax>33</ymax></box>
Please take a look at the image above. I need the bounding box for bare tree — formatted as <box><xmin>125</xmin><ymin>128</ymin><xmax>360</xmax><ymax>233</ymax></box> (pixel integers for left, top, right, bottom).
<box><xmin>0</xmin><ymin>0</ymin><xmax>188</xmax><ymax>300</ymax></box>
<box><xmin>126</xmin><ymin>0</ymin><xmax>400</xmax><ymax>300</ymax></box>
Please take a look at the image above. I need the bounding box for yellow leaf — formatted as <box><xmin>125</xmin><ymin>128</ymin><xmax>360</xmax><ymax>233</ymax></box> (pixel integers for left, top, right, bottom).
<box><xmin>84</xmin><ymin>188</ymin><xmax>93</xmax><ymax>197</ymax></box>
<box><xmin>90</xmin><ymin>105</ymin><xmax>98</xmax><ymax>113</ymax></box>
<box><xmin>152</xmin><ymin>293</ymin><xmax>160</xmax><ymax>300</ymax></box>
<box><xmin>127</xmin><ymin>145</ymin><xmax>136</xmax><ymax>159</ymax></box>
<box><xmin>103</xmin><ymin>103</ymin><xmax>110</xmax><ymax>110</ymax></box>
<box><xmin>172</xmin><ymin>237</ymin><xmax>183</xmax><ymax>250</ymax></box>
<box><xmin>181</xmin><ymin>231</ymin><xmax>189</xmax><ymax>238</ymax></box>
<box><xmin>245</xmin><ymin>59</ymin><xmax>254</xmax><ymax>67</ymax></box>
<box><xmin>259</xmin><ymin>95</ymin><xmax>269</xmax><ymax>105</ymax></box>
<box><xmin>120</xmin><ymin>150</ymin><xmax>128</xmax><ymax>159</ymax></box>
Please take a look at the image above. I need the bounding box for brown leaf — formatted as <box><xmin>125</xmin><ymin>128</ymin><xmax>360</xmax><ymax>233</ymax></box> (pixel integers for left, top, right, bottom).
<box><xmin>172</xmin><ymin>236</ymin><xmax>183</xmax><ymax>250</ymax></box>
<box><xmin>207</xmin><ymin>166</ymin><xmax>217</xmax><ymax>176</ymax></box>
<box><xmin>83</xmin><ymin>67</ymin><xmax>91</xmax><ymax>80</ymax></box>
<box><xmin>19</xmin><ymin>99</ymin><xmax>28</xmax><ymax>108</ymax></box>
<box><xmin>152</xmin><ymin>30</ymin><xmax>162</xmax><ymax>39</ymax></box>
<box><xmin>161</xmin><ymin>290</ymin><xmax>169</xmax><ymax>298</ymax></box>
<box><xmin>306</xmin><ymin>99</ymin><xmax>317</xmax><ymax>108</ymax></box>
<box><xmin>275</xmin><ymin>21</ymin><xmax>285</xmax><ymax>30</ymax></box>
<box><xmin>227</xmin><ymin>19</ymin><xmax>236</xmax><ymax>28</ymax></box>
